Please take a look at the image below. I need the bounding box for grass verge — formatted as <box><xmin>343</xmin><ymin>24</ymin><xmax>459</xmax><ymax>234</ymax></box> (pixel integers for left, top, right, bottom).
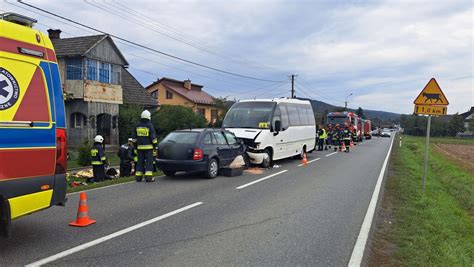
<box><xmin>66</xmin><ymin>171</ymin><xmax>163</xmax><ymax>193</ymax></box>
<box><xmin>371</xmin><ymin>135</ymin><xmax>474</xmax><ymax>265</ymax></box>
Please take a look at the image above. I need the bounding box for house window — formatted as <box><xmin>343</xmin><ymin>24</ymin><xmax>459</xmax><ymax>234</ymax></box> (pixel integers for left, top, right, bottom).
<box><xmin>211</xmin><ymin>109</ymin><xmax>218</xmax><ymax>123</ymax></box>
<box><xmin>111</xmin><ymin>65</ymin><xmax>120</xmax><ymax>84</ymax></box>
<box><xmin>151</xmin><ymin>90</ymin><xmax>158</xmax><ymax>99</ymax></box>
<box><xmin>166</xmin><ymin>90</ymin><xmax>173</xmax><ymax>99</ymax></box>
<box><xmin>86</xmin><ymin>59</ymin><xmax>97</xmax><ymax>81</ymax></box>
<box><xmin>66</xmin><ymin>58</ymin><xmax>82</xmax><ymax>80</ymax></box>
<box><xmin>196</xmin><ymin>108</ymin><xmax>206</xmax><ymax>117</ymax></box>
<box><xmin>70</xmin><ymin>112</ymin><xmax>87</xmax><ymax>129</ymax></box>
<box><xmin>99</xmin><ymin>62</ymin><xmax>111</xmax><ymax>83</ymax></box>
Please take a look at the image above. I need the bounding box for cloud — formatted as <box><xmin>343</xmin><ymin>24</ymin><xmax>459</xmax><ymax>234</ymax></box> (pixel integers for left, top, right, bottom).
<box><xmin>3</xmin><ymin>0</ymin><xmax>472</xmax><ymax>114</ymax></box>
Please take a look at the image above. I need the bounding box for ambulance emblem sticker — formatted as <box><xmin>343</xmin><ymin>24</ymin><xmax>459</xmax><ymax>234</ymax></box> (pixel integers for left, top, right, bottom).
<box><xmin>0</xmin><ymin>67</ymin><xmax>20</xmax><ymax>110</ymax></box>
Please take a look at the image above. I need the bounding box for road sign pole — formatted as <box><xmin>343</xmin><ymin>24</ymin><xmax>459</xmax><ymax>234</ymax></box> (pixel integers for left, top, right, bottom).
<box><xmin>422</xmin><ymin>115</ymin><xmax>431</xmax><ymax>192</ymax></box>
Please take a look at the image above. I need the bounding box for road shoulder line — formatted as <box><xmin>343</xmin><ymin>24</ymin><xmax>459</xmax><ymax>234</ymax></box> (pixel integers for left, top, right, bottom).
<box><xmin>236</xmin><ymin>170</ymin><xmax>288</xmax><ymax>190</ymax></box>
<box><xmin>348</xmin><ymin>137</ymin><xmax>395</xmax><ymax>266</ymax></box>
<box><xmin>26</xmin><ymin>202</ymin><xmax>203</xmax><ymax>266</ymax></box>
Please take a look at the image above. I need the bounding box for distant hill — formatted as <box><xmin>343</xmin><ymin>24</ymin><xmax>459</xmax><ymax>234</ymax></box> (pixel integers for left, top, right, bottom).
<box><xmin>298</xmin><ymin>98</ymin><xmax>400</xmax><ymax>123</ymax></box>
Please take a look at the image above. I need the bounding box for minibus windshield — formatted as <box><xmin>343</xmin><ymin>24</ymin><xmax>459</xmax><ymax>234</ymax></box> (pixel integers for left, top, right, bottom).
<box><xmin>223</xmin><ymin>102</ymin><xmax>276</xmax><ymax>129</ymax></box>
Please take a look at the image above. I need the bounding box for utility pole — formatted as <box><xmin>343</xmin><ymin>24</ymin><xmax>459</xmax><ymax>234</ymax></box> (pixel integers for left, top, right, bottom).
<box><xmin>290</xmin><ymin>74</ymin><xmax>297</xmax><ymax>98</ymax></box>
<box><xmin>345</xmin><ymin>93</ymin><xmax>353</xmax><ymax>110</ymax></box>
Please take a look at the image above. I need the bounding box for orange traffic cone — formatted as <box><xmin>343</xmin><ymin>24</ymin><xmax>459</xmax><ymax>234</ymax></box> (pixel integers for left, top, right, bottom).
<box><xmin>301</xmin><ymin>153</ymin><xmax>308</xmax><ymax>166</ymax></box>
<box><xmin>69</xmin><ymin>192</ymin><xmax>96</xmax><ymax>227</ymax></box>
<box><xmin>350</xmin><ymin>140</ymin><xmax>354</xmax><ymax>148</ymax></box>
<box><xmin>341</xmin><ymin>142</ymin><xmax>346</xmax><ymax>151</ymax></box>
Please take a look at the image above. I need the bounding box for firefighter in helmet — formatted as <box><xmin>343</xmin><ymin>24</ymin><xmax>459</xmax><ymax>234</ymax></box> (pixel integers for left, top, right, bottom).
<box><xmin>117</xmin><ymin>138</ymin><xmax>134</xmax><ymax>177</ymax></box>
<box><xmin>343</xmin><ymin>124</ymin><xmax>351</xmax><ymax>152</ymax></box>
<box><xmin>90</xmin><ymin>135</ymin><xmax>108</xmax><ymax>182</ymax></box>
<box><xmin>132</xmin><ymin>110</ymin><xmax>158</xmax><ymax>182</ymax></box>
<box><xmin>325</xmin><ymin>124</ymin><xmax>333</xmax><ymax>150</ymax></box>
<box><xmin>333</xmin><ymin>124</ymin><xmax>341</xmax><ymax>151</ymax></box>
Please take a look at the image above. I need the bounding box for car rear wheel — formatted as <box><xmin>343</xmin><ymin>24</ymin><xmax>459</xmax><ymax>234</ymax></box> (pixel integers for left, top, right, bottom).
<box><xmin>163</xmin><ymin>170</ymin><xmax>176</xmax><ymax>177</ymax></box>
<box><xmin>206</xmin><ymin>158</ymin><xmax>219</xmax><ymax>179</ymax></box>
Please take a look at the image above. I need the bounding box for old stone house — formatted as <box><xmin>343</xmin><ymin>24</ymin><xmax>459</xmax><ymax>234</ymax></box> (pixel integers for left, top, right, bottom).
<box><xmin>49</xmin><ymin>30</ymin><xmax>157</xmax><ymax>148</ymax></box>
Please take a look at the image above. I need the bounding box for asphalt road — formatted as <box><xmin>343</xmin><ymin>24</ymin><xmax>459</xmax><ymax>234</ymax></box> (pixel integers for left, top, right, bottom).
<box><xmin>0</xmin><ymin>136</ymin><xmax>393</xmax><ymax>266</ymax></box>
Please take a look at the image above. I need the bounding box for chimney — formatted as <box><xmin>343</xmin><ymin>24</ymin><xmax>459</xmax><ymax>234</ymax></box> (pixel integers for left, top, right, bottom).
<box><xmin>47</xmin><ymin>29</ymin><xmax>62</xmax><ymax>39</ymax></box>
<box><xmin>184</xmin><ymin>79</ymin><xmax>192</xmax><ymax>90</ymax></box>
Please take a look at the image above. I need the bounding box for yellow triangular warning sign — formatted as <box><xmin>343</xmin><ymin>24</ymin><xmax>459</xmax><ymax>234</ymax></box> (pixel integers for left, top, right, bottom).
<box><xmin>414</xmin><ymin>78</ymin><xmax>449</xmax><ymax>105</ymax></box>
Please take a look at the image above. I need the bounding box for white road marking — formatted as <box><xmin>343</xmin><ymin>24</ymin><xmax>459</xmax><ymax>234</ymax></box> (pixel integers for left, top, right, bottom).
<box><xmin>348</xmin><ymin>136</ymin><xmax>395</xmax><ymax>267</ymax></box>
<box><xmin>67</xmin><ymin>176</ymin><xmax>165</xmax><ymax>195</ymax></box>
<box><xmin>236</xmin><ymin>170</ymin><xmax>288</xmax><ymax>190</ymax></box>
<box><xmin>325</xmin><ymin>152</ymin><xmax>338</xmax><ymax>157</ymax></box>
<box><xmin>297</xmin><ymin>157</ymin><xmax>320</xmax><ymax>167</ymax></box>
<box><xmin>26</xmin><ymin>202</ymin><xmax>203</xmax><ymax>266</ymax></box>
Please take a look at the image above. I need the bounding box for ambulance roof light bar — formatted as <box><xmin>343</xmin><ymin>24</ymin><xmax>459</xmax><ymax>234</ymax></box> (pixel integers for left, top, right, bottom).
<box><xmin>0</xmin><ymin>12</ymin><xmax>37</xmax><ymax>27</ymax></box>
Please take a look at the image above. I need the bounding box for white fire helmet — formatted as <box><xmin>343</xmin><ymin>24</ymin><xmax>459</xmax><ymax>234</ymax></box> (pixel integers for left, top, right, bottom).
<box><xmin>141</xmin><ymin>110</ymin><xmax>151</xmax><ymax>120</ymax></box>
<box><xmin>94</xmin><ymin>135</ymin><xmax>104</xmax><ymax>143</ymax></box>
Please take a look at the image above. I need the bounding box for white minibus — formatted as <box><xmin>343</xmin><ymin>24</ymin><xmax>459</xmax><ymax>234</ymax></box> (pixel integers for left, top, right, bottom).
<box><xmin>223</xmin><ymin>98</ymin><xmax>316</xmax><ymax>167</ymax></box>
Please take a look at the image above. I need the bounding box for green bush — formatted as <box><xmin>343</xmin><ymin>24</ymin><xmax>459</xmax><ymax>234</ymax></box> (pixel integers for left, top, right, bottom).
<box><xmin>119</xmin><ymin>104</ymin><xmax>143</xmax><ymax>144</ymax></box>
<box><xmin>152</xmin><ymin>105</ymin><xmax>207</xmax><ymax>138</ymax></box>
<box><xmin>77</xmin><ymin>139</ymin><xmax>92</xmax><ymax>166</ymax></box>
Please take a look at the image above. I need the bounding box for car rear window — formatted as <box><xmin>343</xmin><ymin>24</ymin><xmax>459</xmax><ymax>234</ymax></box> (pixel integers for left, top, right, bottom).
<box><xmin>162</xmin><ymin>132</ymin><xmax>199</xmax><ymax>144</ymax></box>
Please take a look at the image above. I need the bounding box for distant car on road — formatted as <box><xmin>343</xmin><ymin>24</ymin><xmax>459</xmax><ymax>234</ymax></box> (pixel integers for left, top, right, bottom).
<box><xmin>381</xmin><ymin>131</ymin><xmax>391</xmax><ymax>137</ymax></box>
<box><xmin>156</xmin><ymin>129</ymin><xmax>246</xmax><ymax>178</ymax></box>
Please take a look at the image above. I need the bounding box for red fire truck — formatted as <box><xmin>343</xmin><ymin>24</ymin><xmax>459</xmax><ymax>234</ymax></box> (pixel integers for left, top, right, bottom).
<box><xmin>327</xmin><ymin>111</ymin><xmax>361</xmax><ymax>141</ymax></box>
<box><xmin>363</xmin><ymin>119</ymin><xmax>372</xmax><ymax>139</ymax></box>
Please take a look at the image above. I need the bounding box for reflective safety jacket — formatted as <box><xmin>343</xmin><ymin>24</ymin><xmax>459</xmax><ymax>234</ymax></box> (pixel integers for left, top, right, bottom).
<box><xmin>342</xmin><ymin>129</ymin><xmax>351</xmax><ymax>140</ymax></box>
<box><xmin>318</xmin><ymin>128</ymin><xmax>327</xmax><ymax>139</ymax></box>
<box><xmin>91</xmin><ymin>143</ymin><xmax>107</xmax><ymax>165</ymax></box>
<box><xmin>333</xmin><ymin>129</ymin><xmax>340</xmax><ymax>140</ymax></box>
<box><xmin>132</xmin><ymin>120</ymin><xmax>158</xmax><ymax>150</ymax></box>
<box><xmin>133</xmin><ymin>148</ymin><xmax>138</xmax><ymax>162</ymax></box>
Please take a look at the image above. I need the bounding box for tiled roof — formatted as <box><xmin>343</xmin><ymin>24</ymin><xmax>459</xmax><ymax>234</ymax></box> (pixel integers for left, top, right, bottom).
<box><xmin>121</xmin><ymin>68</ymin><xmax>158</xmax><ymax>107</ymax></box>
<box><xmin>51</xmin><ymin>34</ymin><xmax>128</xmax><ymax>65</ymax></box>
<box><xmin>460</xmin><ymin>107</ymin><xmax>473</xmax><ymax>119</ymax></box>
<box><xmin>51</xmin><ymin>35</ymin><xmax>106</xmax><ymax>57</ymax></box>
<box><xmin>160</xmin><ymin>79</ymin><xmax>215</xmax><ymax>105</ymax></box>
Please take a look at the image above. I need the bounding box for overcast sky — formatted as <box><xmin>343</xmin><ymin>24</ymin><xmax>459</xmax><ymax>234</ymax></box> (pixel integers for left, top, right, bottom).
<box><xmin>3</xmin><ymin>0</ymin><xmax>473</xmax><ymax>114</ymax></box>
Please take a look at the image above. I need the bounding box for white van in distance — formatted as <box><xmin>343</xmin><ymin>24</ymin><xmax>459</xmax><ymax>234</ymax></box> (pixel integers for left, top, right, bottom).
<box><xmin>223</xmin><ymin>98</ymin><xmax>316</xmax><ymax>167</ymax></box>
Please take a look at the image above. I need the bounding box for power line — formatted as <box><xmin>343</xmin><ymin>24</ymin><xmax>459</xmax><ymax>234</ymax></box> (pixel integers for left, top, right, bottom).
<box><xmin>295</xmin><ymin>80</ymin><xmax>344</xmax><ymax>106</ymax></box>
<box><xmin>110</xmin><ymin>0</ymin><xmax>280</xmax><ymax>71</ymax></box>
<box><xmin>17</xmin><ymin>0</ymin><xmax>286</xmax><ymax>83</ymax></box>
<box><xmin>7</xmin><ymin>0</ymin><xmax>291</xmax><ymax>95</ymax></box>
<box><xmin>108</xmin><ymin>0</ymin><xmax>278</xmax><ymax>72</ymax></box>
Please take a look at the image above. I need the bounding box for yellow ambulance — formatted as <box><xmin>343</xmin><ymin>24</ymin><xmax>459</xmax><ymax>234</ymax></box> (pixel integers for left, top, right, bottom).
<box><xmin>0</xmin><ymin>13</ymin><xmax>67</xmax><ymax>237</ymax></box>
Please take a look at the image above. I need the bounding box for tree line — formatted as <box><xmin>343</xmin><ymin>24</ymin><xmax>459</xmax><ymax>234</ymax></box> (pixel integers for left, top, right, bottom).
<box><xmin>400</xmin><ymin>114</ymin><xmax>466</xmax><ymax>137</ymax></box>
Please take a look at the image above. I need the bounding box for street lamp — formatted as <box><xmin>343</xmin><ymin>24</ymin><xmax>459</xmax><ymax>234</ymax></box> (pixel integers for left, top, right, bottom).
<box><xmin>345</xmin><ymin>93</ymin><xmax>353</xmax><ymax>110</ymax></box>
